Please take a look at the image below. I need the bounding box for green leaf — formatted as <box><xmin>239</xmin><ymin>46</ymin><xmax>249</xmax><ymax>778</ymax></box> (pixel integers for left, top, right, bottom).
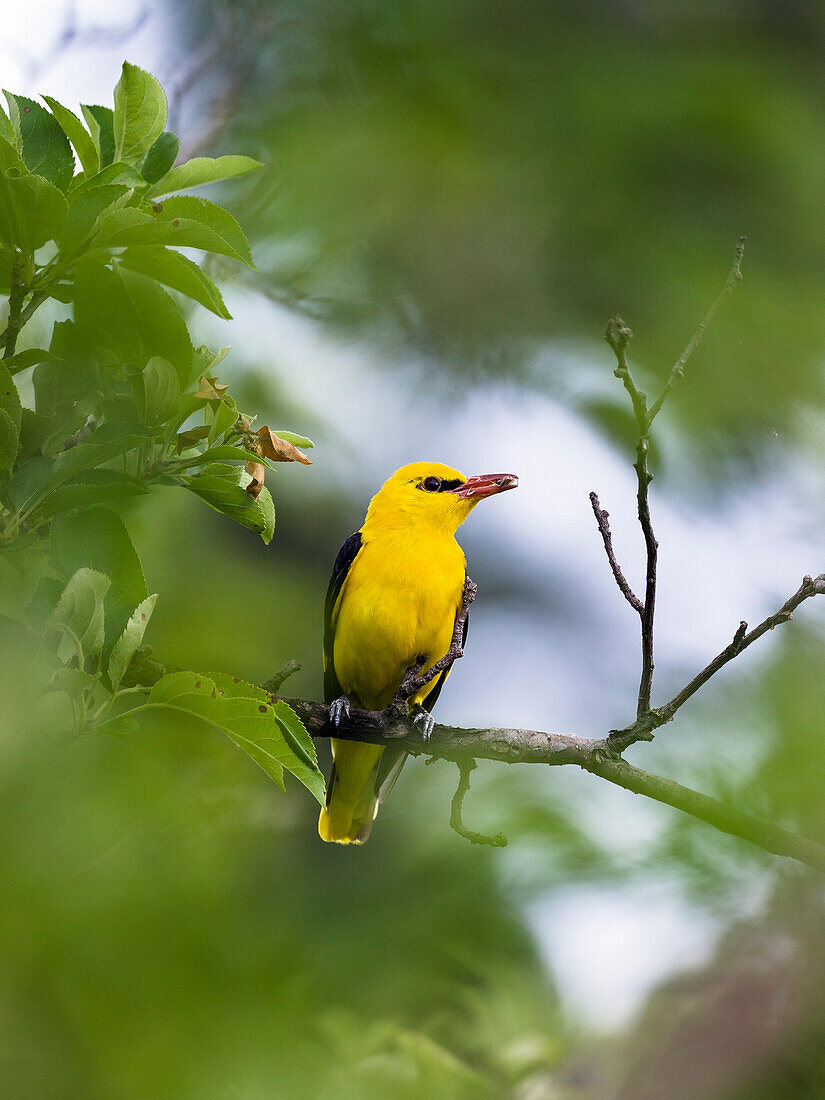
<box><xmin>56</xmin><ymin>183</ymin><xmax>130</xmax><ymax>256</ymax></box>
<box><xmin>73</xmin><ymin>259</ymin><xmax>193</xmax><ymax>385</ymax></box>
<box><xmin>112</xmin><ymin>62</ymin><xmax>167</xmax><ymax>165</ymax></box>
<box><xmin>0</xmin><ymin>161</ymin><xmax>69</xmax><ymax>251</ymax></box>
<box><xmin>148</xmin><ymin>154</ymin><xmax>263</xmax><ymax>198</ymax></box>
<box><xmin>117</xmin><ymin>246</ymin><xmax>231</xmax><ymax>318</ymax></box>
<box><xmin>72</xmin><ymin>160</ymin><xmax>144</xmax><ymax>193</ymax></box>
<box><xmin>0</xmin><ymin>407</ymin><xmax>18</xmax><ymax>471</ymax></box>
<box><xmin>29</xmin><ymin>469</ymin><xmax>149</xmax><ymax>525</ymax></box>
<box><xmin>269</xmin><ymin>430</ymin><xmax>314</xmax><ymax>449</ymax></box>
<box><xmin>139</xmin><ymin>131</ymin><xmax>178</xmax><ymax>184</ymax></box>
<box><xmin>272</xmin><ymin>700</ymin><xmax>325</xmax><ymax>803</ymax></box>
<box><xmin>80</xmin><ymin>105</ymin><xmax>115</xmax><ymax>168</ymax></box>
<box><xmin>4</xmin><ymin>92</ymin><xmax>74</xmax><ymax>190</ymax></box>
<box><xmin>51</xmin><ymin>507</ymin><xmax>148</xmax><ymax>653</ymax></box>
<box><xmin>256</xmin><ymin>485</ymin><xmax>276</xmax><ymax>544</ymax></box>
<box><xmin>48</xmin><ymin>667</ymin><xmax>98</xmax><ymax>699</ymax></box>
<box><xmin>208</xmin><ymin>674</ymin><xmax>324</xmax><ymax>802</ymax></box>
<box><xmin>140</xmin><ymin>671</ymin><xmax>321</xmax><ymax>793</ymax></box>
<box><xmin>142</xmin><ymin>355</ymin><xmax>180</xmax><ymax>425</ymax></box>
<box><xmin>42</xmin><ymin>95</ymin><xmax>99</xmax><ymax>177</ymax></box>
<box><xmin>108</xmin><ymin>592</ymin><xmax>158</xmax><ymax>690</ymax></box>
<box><xmin>208</xmin><ymin>394</ymin><xmax>238</xmax><ymax>445</ymax></box>
<box><xmin>47</xmin><ymin>567</ymin><xmax>111</xmax><ymax>659</ymax></box>
<box><xmin>44</xmin><ymin>427</ymin><xmax>146</xmax><ymax>492</ymax></box>
<box><xmin>91</xmin><ymin>197</ymin><xmax>254</xmax><ymax>266</ymax></box>
<box><xmin>0</xmin><ymin>359</ymin><xmax>21</xmax><ymax>432</ymax></box>
<box><xmin>184</xmin><ymin>466</ymin><xmax>267</xmax><ymax>534</ymax></box>
<box><xmin>0</xmin><ymin>104</ymin><xmax>14</xmax><ymax>147</ymax></box>
<box><xmin>5</xmin><ymin>347</ymin><xmax>55</xmax><ymax>375</ymax></box>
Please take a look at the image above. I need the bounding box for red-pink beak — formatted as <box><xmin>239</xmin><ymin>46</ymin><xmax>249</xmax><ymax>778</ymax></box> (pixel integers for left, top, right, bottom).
<box><xmin>452</xmin><ymin>473</ymin><xmax>519</xmax><ymax>500</ymax></box>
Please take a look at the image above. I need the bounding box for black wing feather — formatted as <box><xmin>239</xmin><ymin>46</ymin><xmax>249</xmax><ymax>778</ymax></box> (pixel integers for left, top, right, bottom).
<box><xmin>323</xmin><ymin>531</ymin><xmax>363</xmax><ymax>704</ymax></box>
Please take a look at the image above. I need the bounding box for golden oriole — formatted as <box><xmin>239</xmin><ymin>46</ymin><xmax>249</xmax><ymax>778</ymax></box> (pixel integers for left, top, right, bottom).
<box><xmin>318</xmin><ymin>462</ymin><xmax>518</xmax><ymax>844</ymax></box>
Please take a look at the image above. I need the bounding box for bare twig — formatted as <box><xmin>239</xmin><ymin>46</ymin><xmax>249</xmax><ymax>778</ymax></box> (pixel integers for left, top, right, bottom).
<box><xmin>263</xmin><ymin>659</ymin><xmax>301</xmax><ymax>693</ymax></box>
<box><xmin>449</xmin><ymin>759</ymin><xmax>508</xmax><ymax>847</ymax></box>
<box><xmin>604</xmin><ymin>316</ymin><xmax>658</xmax><ymax>716</ymax></box>
<box><xmin>590</xmin><ymin>492</ymin><xmax>643</xmax><ymax>613</ymax></box>
<box><xmin>394</xmin><ymin>577</ymin><xmax>477</xmax><ymax>704</ymax></box>
<box><xmin>608</xmin><ymin>574</ymin><xmax>825</xmax><ymax>752</ymax></box>
<box><xmin>647</xmin><ymin>237</ymin><xmax>746</xmax><ymax>424</ymax></box>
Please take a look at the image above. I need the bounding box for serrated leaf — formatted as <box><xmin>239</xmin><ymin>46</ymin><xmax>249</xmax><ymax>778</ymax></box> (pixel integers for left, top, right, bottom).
<box><xmin>140</xmin><ymin>671</ymin><xmax>318</xmax><ymax>794</ymax></box>
<box><xmin>273</xmin><ymin>699</ymin><xmax>325</xmax><ymax>804</ymax></box>
<box><xmin>5</xmin><ymin>347</ymin><xmax>55</xmax><ymax>375</ymax></box>
<box><xmin>256</xmin><ymin>485</ymin><xmax>275</xmax><ymax>544</ymax></box>
<box><xmin>72</xmin><ymin>160</ymin><xmax>144</xmax><ymax>193</ymax></box>
<box><xmin>4</xmin><ymin>92</ymin><xmax>74</xmax><ymax>190</ymax></box>
<box><xmin>113</xmin><ymin>63</ymin><xmax>167</xmax><ymax>165</ymax></box>
<box><xmin>184</xmin><ymin>467</ymin><xmax>267</xmax><ymax>534</ymax></box>
<box><xmin>139</xmin><ymin>130</ymin><xmax>178</xmax><ymax>184</ymax></box>
<box><xmin>51</xmin><ymin>507</ymin><xmax>148</xmax><ymax>656</ymax></box>
<box><xmin>90</xmin><ymin>198</ymin><xmax>253</xmax><ymax>266</ymax></box>
<box><xmin>30</xmin><ymin>470</ymin><xmax>149</xmax><ymax>525</ymax></box>
<box><xmin>80</xmin><ymin>104</ymin><xmax>115</xmax><ymax>167</ymax></box>
<box><xmin>0</xmin><ymin>359</ymin><xmax>21</xmax><ymax>432</ymax></box>
<box><xmin>56</xmin><ymin>182</ymin><xmax>130</xmax><ymax>255</ymax></box>
<box><xmin>48</xmin><ymin>667</ymin><xmax>98</xmax><ymax>699</ymax></box>
<box><xmin>0</xmin><ymin>104</ymin><xmax>14</xmax><ymax>146</ymax></box>
<box><xmin>42</xmin><ymin>95</ymin><xmax>99</xmax><ymax>177</ymax></box>
<box><xmin>147</xmin><ymin>154</ymin><xmax>263</xmax><ymax>198</ymax></box>
<box><xmin>117</xmin><ymin>246</ymin><xmax>231</xmax><ymax>318</ymax></box>
<box><xmin>269</xmin><ymin>430</ymin><xmax>314</xmax><ymax>449</ymax></box>
<box><xmin>45</xmin><ymin>428</ymin><xmax>146</xmax><ymax>492</ymax></box>
<box><xmin>142</xmin><ymin>355</ymin><xmax>180</xmax><ymax>425</ymax></box>
<box><xmin>208</xmin><ymin>394</ymin><xmax>238</xmax><ymax>445</ymax></box>
<box><xmin>0</xmin><ymin>408</ymin><xmax>18</xmax><ymax>471</ymax></box>
<box><xmin>48</xmin><ymin>567</ymin><xmax>111</xmax><ymax>659</ymax></box>
<box><xmin>108</xmin><ymin>593</ymin><xmax>158</xmax><ymax>690</ymax></box>
<box><xmin>0</xmin><ymin>165</ymin><xmax>69</xmax><ymax>251</ymax></box>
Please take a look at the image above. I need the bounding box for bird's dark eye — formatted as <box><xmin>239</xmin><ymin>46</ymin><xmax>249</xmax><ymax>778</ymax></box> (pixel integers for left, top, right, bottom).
<box><xmin>421</xmin><ymin>476</ymin><xmax>442</xmax><ymax>493</ymax></box>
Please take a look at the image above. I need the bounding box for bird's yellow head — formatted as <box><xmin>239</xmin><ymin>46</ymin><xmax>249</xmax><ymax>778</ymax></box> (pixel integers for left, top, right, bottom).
<box><xmin>363</xmin><ymin>461</ymin><xmax>518</xmax><ymax>536</ymax></box>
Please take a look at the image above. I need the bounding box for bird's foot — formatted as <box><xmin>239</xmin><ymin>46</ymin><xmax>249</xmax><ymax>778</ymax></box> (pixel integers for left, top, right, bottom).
<box><xmin>328</xmin><ymin>695</ymin><xmax>352</xmax><ymax>727</ymax></box>
<box><xmin>411</xmin><ymin>704</ymin><xmax>435</xmax><ymax>741</ymax></box>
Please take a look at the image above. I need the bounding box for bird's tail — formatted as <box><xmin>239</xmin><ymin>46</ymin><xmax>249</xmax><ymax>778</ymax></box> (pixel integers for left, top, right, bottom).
<box><xmin>318</xmin><ymin>739</ymin><xmax>408</xmax><ymax>843</ymax></box>
<box><xmin>318</xmin><ymin>739</ymin><xmax>384</xmax><ymax>844</ymax></box>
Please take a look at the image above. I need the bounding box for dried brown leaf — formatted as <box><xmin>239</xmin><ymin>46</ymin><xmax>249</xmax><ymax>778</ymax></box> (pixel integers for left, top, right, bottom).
<box><xmin>194</xmin><ymin>375</ymin><xmax>229</xmax><ymax>401</ymax></box>
<box><xmin>245</xmin><ymin>460</ymin><xmax>265</xmax><ymax>497</ymax></box>
<box><xmin>256</xmin><ymin>425</ymin><xmax>312</xmax><ymax>465</ymax></box>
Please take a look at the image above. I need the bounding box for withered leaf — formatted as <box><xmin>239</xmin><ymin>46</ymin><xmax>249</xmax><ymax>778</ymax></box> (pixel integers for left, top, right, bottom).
<box><xmin>194</xmin><ymin>375</ymin><xmax>230</xmax><ymax>401</ymax></box>
<box><xmin>256</xmin><ymin>425</ymin><xmax>312</xmax><ymax>465</ymax></box>
<box><xmin>245</xmin><ymin>460</ymin><xmax>265</xmax><ymax>498</ymax></box>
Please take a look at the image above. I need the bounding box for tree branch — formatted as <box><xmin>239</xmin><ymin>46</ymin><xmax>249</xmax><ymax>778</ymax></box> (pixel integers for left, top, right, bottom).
<box><xmin>589</xmin><ymin>492</ymin><xmax>643</xmax><ymax>613</ymax></box>
<box><xmin>282</xmin><ymin>695</ymin><xmax>825</xmax><ymax>873</ymax></box>
<box><xmin>608</xmin><ymin>573</ymin><xmax>825</xmax><ymax>751</ymax></box>
<box><xmin>394</xmin><ymin>577</ymin><xmax>477</xmax><ymax>703</ymax></box>
<box><xmin>449</xmin><ymin>759</ymin><xmax>508</xmax><ymax>847</ymax></box>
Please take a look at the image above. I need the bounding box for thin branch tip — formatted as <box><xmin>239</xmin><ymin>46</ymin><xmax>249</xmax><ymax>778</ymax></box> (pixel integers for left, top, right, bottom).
<box><xmin>450</xmin><ymin>759</ymin><xmax>508</xmax><ymax>848</ymax></box>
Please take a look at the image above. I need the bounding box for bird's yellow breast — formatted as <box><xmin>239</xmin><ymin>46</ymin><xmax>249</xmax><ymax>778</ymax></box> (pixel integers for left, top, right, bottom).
<box><xmin>331</xmin><ymin>529</ymin><xmax>466</xmax><ymax>711</ymax></box>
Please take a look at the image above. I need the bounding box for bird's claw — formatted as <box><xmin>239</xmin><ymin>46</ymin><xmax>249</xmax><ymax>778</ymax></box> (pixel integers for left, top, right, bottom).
<box><xmin>329</xmin><ymin>696</ymin><xmax>352</xmax><ymax>727</ymax></box>
<box><xmin>412</xmin><ymin>706</ymin><xmax>435</xmax><ymax>741</ymax></box>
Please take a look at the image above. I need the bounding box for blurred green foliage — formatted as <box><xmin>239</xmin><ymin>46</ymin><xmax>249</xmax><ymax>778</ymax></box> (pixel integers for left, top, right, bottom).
<box><xmin>4</xmin><ymin>5</ymin><xmax>825</xmax><ymax>1097</ymax></box>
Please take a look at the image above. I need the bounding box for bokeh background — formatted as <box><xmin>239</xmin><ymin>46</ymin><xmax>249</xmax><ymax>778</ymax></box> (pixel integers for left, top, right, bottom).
<box><xmin>4</xmin><ymin>2</ymin><xmax>825</xmax><ymax>1096</ymax></box>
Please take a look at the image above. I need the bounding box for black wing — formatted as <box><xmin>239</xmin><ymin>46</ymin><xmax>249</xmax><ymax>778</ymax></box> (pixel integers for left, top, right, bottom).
<box><xmin>420</xmin><ymin>595</ymin><xmax>470</xmax><ymax>712</ymax></box>
<box><xmin>323</xmin><ymin>531</ymin><xmax>363</xmax><ymax>704</ymax></box>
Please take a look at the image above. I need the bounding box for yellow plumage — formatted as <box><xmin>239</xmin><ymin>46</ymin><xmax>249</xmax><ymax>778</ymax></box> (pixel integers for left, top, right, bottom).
<box><xmin>318</xmin><ymin>461</ymin><xmax>517</xmax><ymax>844</ymax></box>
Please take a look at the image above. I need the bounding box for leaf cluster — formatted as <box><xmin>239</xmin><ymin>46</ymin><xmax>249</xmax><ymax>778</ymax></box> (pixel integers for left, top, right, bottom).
<box><xmin>0</xmin><ymin>63</ymin><xmax>323</xmax><ymax>804</ymax></box>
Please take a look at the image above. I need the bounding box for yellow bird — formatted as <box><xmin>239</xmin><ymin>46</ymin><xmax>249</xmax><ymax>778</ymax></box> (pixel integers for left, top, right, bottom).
<box><xmin>318</xmin><ymin>461</ymin><xmax>518</xmax><ymax>844</ymax></box>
